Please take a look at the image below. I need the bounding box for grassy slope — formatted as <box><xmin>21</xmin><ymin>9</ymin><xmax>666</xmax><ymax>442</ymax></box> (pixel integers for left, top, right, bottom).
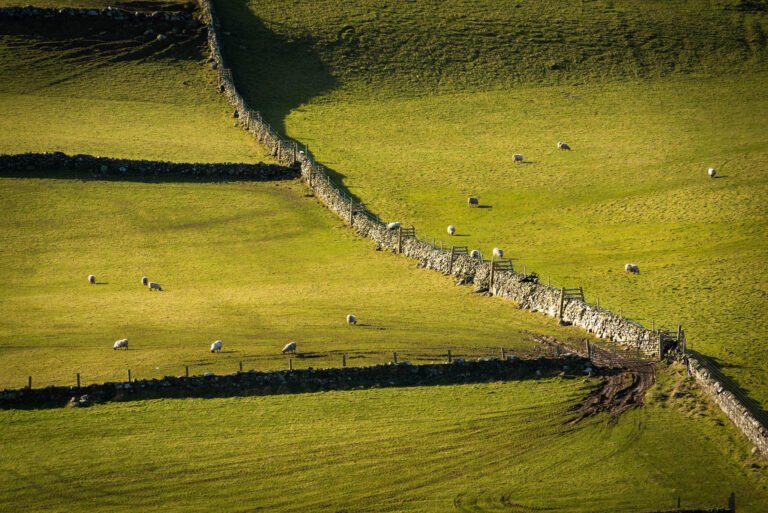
<box><xmin>214</xmin><ymin>0</ymin><xmax>768</xmax><ymax>405</ymax></box>
<box><xmin>0</xmin><ymin>178</ymin><xmax>596</xmax><ymax>388</ymax></box>
<box><xmin>1</xmin><ymin>373</ymin><xmax>767</xmax><ymax>513</ymax></box>
<box><xmin>0</xmin><ymin>11</ymin><xmax>269</xmax><ymax>163</ymax></box>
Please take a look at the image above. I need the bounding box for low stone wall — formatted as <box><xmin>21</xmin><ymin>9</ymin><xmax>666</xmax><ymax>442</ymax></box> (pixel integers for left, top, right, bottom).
<box><xmin>305</xmin><ymin>159</ymin><xmax>663</xmax><ymax>355</ymax></box>
<box><xmin>0</xmin><ymin>5</ymin><xmax>198</xmax><ymax>24</ymax></box>
<box><xmin>0</xmin><ymin>5</ymin><xmax>202</xmax><ymax>41</ymax></box>
<box><xmin>0</xmin><ymin>356</ymin><xmax>588</xmax><ymax>409</ymax></box>
<box><xmin>686</xmin><ymin>355</ymin><xmax>768</xmax><ymax>456</ymax></box>
<box><xmin>199</xmin><ymin>0</ymin><xmax>300</xmax><ymax>165</ymax></box>
<box><xmin>0</xmin><ymin>152</ymin><xmax>298</xmax><ymax>181</ymax></box>
<box><xmin>169</xmin><ymin>0</ymin><xmax>768</xmax><ymax>460</ymax></box>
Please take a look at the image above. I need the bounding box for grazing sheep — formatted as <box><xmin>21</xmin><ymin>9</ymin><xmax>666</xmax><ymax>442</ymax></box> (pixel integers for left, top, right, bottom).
<box><xmin>282</xmin><ymin>341</ymin><xmax>297</xmax><ymax>354</ymax></box>
<box><xmin>708</xmin><ymin>167</ymin><xmax>717</xmax><ymax>178</ymax></box>
<box><xmin>467</xmin><ymin>197</ymin><xmax>479</xmax><ymax>207</ymax></box>
<box><xmin>557</xmin><ymin>141</ymin><xmax>571</xmax><ymax>150</ymax></box>
<box><xmin>470</xmin><ymin>249</ymin><xmax>481</xmax><ymax>259</ymax></box>
<box><xmin>513</xmin><ymin>153</ymin><xmax>524</xmax><ymax>163</ymax></box>
<box><xmin>625</xmin><ymin>263</ymin><xmax>640</xmax><ymax>274</ymax></box>
<box><xmin>113</xmin><ymin>338</ymin><xmax>128</xmax><ymax>350</ymax></box>
<box><xmin>88</xmin><ymin>274</ymin><xmax>96</xmax><ymax>284</ymax></box>
<box><xmin>346</xmin><ymin>314</ymin><xmax>357</xmax><ymax>325</ymax></box>
<box><xmin>492</xmin><ymin>247</ymin><xmax>503</xmax><ymax>258</ymax></box>
<box><xmin>141</xmin><ymin>276</ymin><xmax>149</xmax><ymax>286</ymax></box>
<box><xmin>447</xmin><ymin>225</ymin><xmax>456</xmax><ymax>236</ymax></box>
<box><xmin>210</xmin><ymin>340</ymin><xmax>223</xmax><ymax>353</ymax></box>
<box><xmin>387</xmin><ymin>221</ymin><xmax>401</xmax><ymax>230</ymax></box>
<box><xmin>148</xmin><ymin>281</ymin><xmax>162</xmax><ymax>291</ymax></box>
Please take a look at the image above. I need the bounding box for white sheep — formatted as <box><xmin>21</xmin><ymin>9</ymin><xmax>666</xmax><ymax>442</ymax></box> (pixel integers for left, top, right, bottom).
<box><xmin>346</xmin><ymin>314</ymin><xmax>357</xmax><ymax>326</ymax></box>
<box><xmin>493</xmin><ymin>247</ymin><xmax>504</xmax><ymax>258</ymax></box>
<box><xmin>141</xmin><ymin>276</ymin><xmax>149</xmax><ymax>286</ymax></box>
<box><xmin>467</xmin><ymin>197</ymin><xmax>478</xmax><ymax>207</ymax></box>
<box><xmin>557</xmin><ymin>141</ymin><xmax>571</xmax><ymax>150</ymax></box>
<box><xmin>447</xmin><ymin>225</ymin><xmax>456</xmax><ymax>236</ymax></box>
<box><xmin>470</xmin><ymin>249</ymin><xmax>481</xmax><ymax>259</ymax></box>
<box><xmin>282</xmin><ymin>341</ymin><xmax>297</xmax><ymax>354</ymax></box>
<box><xmin>210</xmin><ymin>340</ymin><xmax>223</xmax><ymax>353</ymax></box>
<box><xmin>148</xmin><ymin>281</ymin><xmax>162</xmax><ymax>291</ymax></box>
<box><xmin>387</xmin><ymin>221</ymin><xmax>401</xmax><ymax>230</ymax></box>
<box><xmin>88</xmin><ymin>274</ymin><xmax>96</xmax><ymax>284</ymax></box>
<box><xmin>113</xmin><ymin>338</ymin><xmax>128</xmax><ymax>350</ymax></box>
<box><xmin>708</xmin><ymin>167</ymin><xmax>717</xmax><ymax>178</ymax></box>
<box><xmin>513</xmin><ymin>153</ymin><xmax>524</xmax><ymax>163</ymax></box>
<box><xmin>625</xmin><ymin>263</ymin><xmax>640</xmax><ymax>274</ymax></box>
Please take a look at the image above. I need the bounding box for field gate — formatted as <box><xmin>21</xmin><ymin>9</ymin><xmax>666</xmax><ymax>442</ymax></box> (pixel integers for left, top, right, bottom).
<box><xmin>448</xmin><ymin>246</ymin><xmax>469</xmax><ymax>274</ymax></box>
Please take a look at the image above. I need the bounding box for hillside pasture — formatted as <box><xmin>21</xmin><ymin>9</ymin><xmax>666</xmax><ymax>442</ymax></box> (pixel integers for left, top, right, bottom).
<box><xmin>0</xmin><ymin>5</ymin><xmax>269</xmax><ymax>163</ymax></box>
<box><xmin>0</xmin><ymin>177</ymin><xmax>597</xmax><ymax>389</ymax></box>
<box><xmin>213</xmin><ymin>0</ymin><xmax>768</xmax><ymax>407</ymax></box>
<box><xmin>2</xmin><ymin>374</ymin><xmax>768</xmax><ymax>512</ymax></box>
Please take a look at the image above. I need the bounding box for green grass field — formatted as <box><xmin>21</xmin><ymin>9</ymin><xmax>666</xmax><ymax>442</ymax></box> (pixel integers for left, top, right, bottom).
<box><xmin>1</xmin><ymin>1</ymin><xmax>768</xmax><ymax>510</ymax></box>
<box><xmin>0</xmin><ymin>177</ymin><xmax>597</xmax><ymax>388</ymax></box>
<box><xmin>0</xmin><ymin>7</ymin><xmax>269</xmax><ymax>163</ymax></box>
<box><xmin>2</xmin><ymin>371</ymin><xmax>767</xmax><ymax>512</ymax></box>
<box><xmin>213</xmin><ymin>0</ymin><xmax>768</xmax><ymax>406</ymax></box>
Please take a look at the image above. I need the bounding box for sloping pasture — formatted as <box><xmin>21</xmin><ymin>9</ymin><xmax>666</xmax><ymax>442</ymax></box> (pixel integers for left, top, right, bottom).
<box><xmin>213</xmin><ymin>0</ymin><xmax>768</xmax><ymax>407</ymax></box>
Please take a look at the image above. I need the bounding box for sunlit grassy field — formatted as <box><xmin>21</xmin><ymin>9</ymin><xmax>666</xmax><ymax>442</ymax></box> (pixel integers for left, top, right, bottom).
<box><xmin>0</xmin><ymin>177</ymin><xmax>598</xmax><ymax>388</ymax></box>
<box><xmin>2</xmin><ymin>372</ymin><xmax>767</xmax><ymax>513</ymax></box>
<box><xmin>1</xmin><ymin>1</ymin><xmax>767</xmax><ymax>511</ymax></box>
<box><xmin>214</xmin><ymin>0</ymin><xmax>768</xmax><ymax>406</ymax></box>
<box><xmin>0</xmin><ymin>5</ymin><xmax>269</xmax><ymax>163</ymax></box>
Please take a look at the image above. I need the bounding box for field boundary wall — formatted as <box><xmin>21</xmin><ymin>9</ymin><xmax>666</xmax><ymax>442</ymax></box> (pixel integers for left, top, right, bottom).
<box><xmin>0</xmin><ymin>356</ymin><xmax>587</xmax><ymax>409</ymax></box>
<box><xmin>2</xmin><ymin>0</ymin><xmax>759</xmax><ymax>457</ymax></box>
<box><xmin>0</xmin><ymin>152</ymin><xmax>298</xmax><ymax>181</ymax></box>
<box><xmin>197</xmin><ymin>0</ymin><xmax>768</xmax><ymax>457</ymax></box>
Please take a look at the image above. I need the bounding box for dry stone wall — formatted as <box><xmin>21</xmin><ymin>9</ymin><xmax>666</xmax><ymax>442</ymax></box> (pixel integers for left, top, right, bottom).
<box><xmin>84</xmin><ymin>0</ymin><xmax>761</xmax><ymax>459</ymax></box>
<box><xmin>0</xmin><ymin>356</ymin><xmax>588</xmax><ymax>409</ymax></box>
<box><xmin>0</xmin><ymin>152</ymin><xmax>298</xmax><ymax>181</ymax></box>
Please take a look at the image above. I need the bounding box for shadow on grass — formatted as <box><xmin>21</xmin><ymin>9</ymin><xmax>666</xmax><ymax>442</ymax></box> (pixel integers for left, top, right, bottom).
<box><xmin>687</xmin><ymin>349</ymin><xmax>768</xmax><ymax>426</ymax></box>
<box><xmin>211</xmin><ymin>0</ymin><xmax>370</xmax><ymax>204</ymax></box>
<box><xmin>213</xmin><ymin>0</ymin><xmax>336</xmax><ymax>135</ymax></box>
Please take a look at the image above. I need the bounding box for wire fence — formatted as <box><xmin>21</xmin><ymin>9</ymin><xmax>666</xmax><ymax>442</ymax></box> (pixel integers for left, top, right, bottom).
<box><xmin>5</xmin><ymin>345</ymin><xmax>573</xmax><ymax>391</ymax></box>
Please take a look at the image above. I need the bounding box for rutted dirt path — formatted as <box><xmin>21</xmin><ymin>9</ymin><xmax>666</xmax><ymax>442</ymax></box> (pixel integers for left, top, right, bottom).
<box><xmin>528</xmin><ymin>334</ymin><xmax>656</xmax><ymax>424</ymax></box>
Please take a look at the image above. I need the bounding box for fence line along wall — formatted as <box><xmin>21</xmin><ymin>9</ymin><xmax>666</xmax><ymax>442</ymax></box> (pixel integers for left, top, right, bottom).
<box><xmin>197</xmin><ymin>0</ymin><xmax>767</xmax><ymax>457</ymax></box>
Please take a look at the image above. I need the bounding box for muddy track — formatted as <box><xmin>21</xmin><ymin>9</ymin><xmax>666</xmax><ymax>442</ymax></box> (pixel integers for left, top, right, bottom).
<box><xmin>528</xmin><ymin>334</ymin><xmax>656</xmax><ymax>424</ymax></box>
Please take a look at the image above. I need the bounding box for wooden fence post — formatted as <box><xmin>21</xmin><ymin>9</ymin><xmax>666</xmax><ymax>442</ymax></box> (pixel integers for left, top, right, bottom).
<box><xmin>558</xmin><ymin>288</ymin><xmax>565</xmax><ymax>323</ymax></box>
<box><xmin>447</xmin><ymin>350</ymin><xmax>452</xmax><ymax>363</ymax></box>
<box><xmin>349</xmin><ymin>200</ymin><xmax>354</xmax><ymax>225</ymax></box>
<box><xmin>289</xmin><ymin>359</ymin><xmax>293</xmax><ymax>371</ymax></box>
<box><xmin>28</xmin><ymin>376</ymin><xmax>32</xmax><ymax>390</ymax></box>
<box><xmin>501</xmin><ymin>347</ymin><xmax>506</xmax><ymax>360</ymax></box>
<box><xmin>186</xmin><ymin>365</ymin><xmax>189</xmax><ymax>378</ymax></box>
<box><xmin>489</xmin><ymin>263</ymin><xmax>495</xmax><ymax>291</ymax></box>
<box><xmin>658</xmin><ymin>332</ymin><xmax>663</xmax><ymax>360</ymax></box>
<box><xmin>128</xmin><ymin>369</ymin><xmax>131</xmax><ymax>382</ymax></box>
<box><xmin>76</xmin><ymin>373</ymin><xmax>81</xmax><ymax>389</ymax></box>
<box><xmin>342</xmin><ymin>354</ymin><xmax>347</xmax><ymax>368</ymax></box>
<box><xmin>729</xmin><ymin>492</ymin><xmax>735</xmax><ymax>513</ymax></box>
<box><xmin>393</xmin><ymin>352</ymin><xmax>398</xmax><ymax>364</ymax></box>
<box><xmin>398</xmin><ymin>226</ymin><xmax>403</xmax><ymax>254</ymax></box>
<box><xmin>239</xmin><ymin>361</ymin><xmax>243</xmax><ymax>372</ymax></box>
